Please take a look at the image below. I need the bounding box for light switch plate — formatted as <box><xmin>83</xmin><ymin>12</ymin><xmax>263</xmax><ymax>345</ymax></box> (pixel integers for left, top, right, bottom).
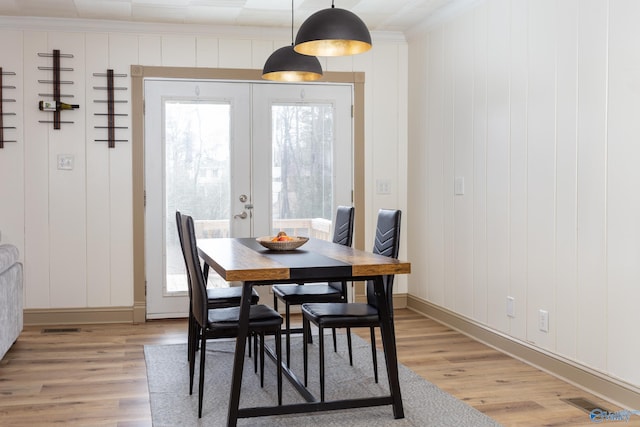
<box><xmin>57</xmin><ymin>154</ymin><xmax>74</xmax><ymax>170</ymax></box>
<box><xmin>507</xmin><ymin>296</ymin><xmax>515</xmax><ymax>318</ymax></box>
<box><xmin>539</xmin><ymin>309</ymin><xmax>549</xmax><ymax>332</ymax></box>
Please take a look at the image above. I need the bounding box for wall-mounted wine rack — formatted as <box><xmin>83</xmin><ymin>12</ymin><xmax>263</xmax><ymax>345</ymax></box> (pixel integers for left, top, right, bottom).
<box><xmin>37</xmin><ymin>49</ymin><xmax>75</xmax><ymax>129</ymax></box>
<box><xmin>0</xmin><ymin>67</ymin><xmax>17</xmax><ymax>149</ymax></box>
<box><xmin>93</xmin><ymin>69</ymin><xmax>128</xmax><ymax>148</ymax></box>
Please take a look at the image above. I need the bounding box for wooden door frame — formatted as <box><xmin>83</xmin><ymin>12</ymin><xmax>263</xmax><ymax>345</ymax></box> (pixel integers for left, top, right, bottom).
<box><xmin>130</xmin><ymin>66</ymin><xmax>365</xmax><ymax>323</ymax></box>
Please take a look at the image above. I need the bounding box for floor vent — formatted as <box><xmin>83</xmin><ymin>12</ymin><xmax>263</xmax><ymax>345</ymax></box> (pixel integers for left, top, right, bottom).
<box><xmin>41</xmin><ymin>328</ymin><xmax>81</xmax><ymax>334</ymax></box>
<box><xmin>561</xmin><ymin>397</ymin><xmax>610</xmax><ymax>414</ymax></box>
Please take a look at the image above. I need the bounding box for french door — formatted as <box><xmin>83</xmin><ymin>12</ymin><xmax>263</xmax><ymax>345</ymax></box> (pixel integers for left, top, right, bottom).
<box><xmin>144</xmin><ymin>79</ymin><xmax>353</xmax><ymax>318</ymax></box>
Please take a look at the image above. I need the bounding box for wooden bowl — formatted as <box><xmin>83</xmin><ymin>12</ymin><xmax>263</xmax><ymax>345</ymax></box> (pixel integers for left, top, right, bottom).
<box><xmin>256</xmin><ymin>236</ymin><xmax>309</xmax><ymax>251</ymax></box>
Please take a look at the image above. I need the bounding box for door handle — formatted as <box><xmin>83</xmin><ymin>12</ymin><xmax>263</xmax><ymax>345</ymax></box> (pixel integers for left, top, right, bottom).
<box><xmin>234</xmin><ymin>211</ymin><xmax>248</xmax><ymax>219</ymax></box>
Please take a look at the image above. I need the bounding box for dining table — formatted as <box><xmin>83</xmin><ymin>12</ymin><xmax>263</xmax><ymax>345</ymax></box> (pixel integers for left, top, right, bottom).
<box><xmin>197</xmin><ymin>236</ymin><xmax>411</xmax><ymax>426</ymax></box>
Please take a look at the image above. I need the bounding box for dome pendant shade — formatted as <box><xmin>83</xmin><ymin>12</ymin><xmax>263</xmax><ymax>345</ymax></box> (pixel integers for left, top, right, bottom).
<box><xmin>262</xmin><ymin>45</ymin><xmax>323</xmax><ymax>82</ymax></box>
<box><xmin>294</xmin><ymin>7</ymin><xmax>372</xmax><ymax>57</ymax></box>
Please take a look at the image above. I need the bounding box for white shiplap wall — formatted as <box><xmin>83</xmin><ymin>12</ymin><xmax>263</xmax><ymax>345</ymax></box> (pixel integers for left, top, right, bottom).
<box><xmin>0</xmin><ymin>31</ymin><xmax>24</xmax><ymax>253</ymax></box>
<box><xmin>407</xmin><ymin>0</ymin><xmax>640</xmax><ymax>389</ymax></box>
<box><xmin>0</xmin><ymin>19</ymin><xmax>408</xmax><ymax>311</ymax></box>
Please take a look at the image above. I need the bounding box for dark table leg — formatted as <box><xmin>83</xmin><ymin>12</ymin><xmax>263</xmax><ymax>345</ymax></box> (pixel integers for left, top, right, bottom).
<box><xmin>227</xmin><ymin>281</ymin><xmax>253</xmax><ymax>427</ymax></box>
<box><xmin>373</xmin><ymin>275</ymin><xmax>404</xmax><ymax>419</ymax></box>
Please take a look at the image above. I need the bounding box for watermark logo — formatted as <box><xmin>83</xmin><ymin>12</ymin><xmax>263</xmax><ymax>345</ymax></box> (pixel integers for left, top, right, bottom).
<box><xmin>590</xmin><ymin>408</ymin><xmax>640</xmax><ymax>423</ymax></box>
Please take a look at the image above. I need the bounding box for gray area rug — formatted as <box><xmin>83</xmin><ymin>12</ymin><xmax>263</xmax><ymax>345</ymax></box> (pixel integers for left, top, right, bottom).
<box><xmin>144</xmin><ymin>333</ymin><xmax>501</xmax><ymax>426</ymax></box>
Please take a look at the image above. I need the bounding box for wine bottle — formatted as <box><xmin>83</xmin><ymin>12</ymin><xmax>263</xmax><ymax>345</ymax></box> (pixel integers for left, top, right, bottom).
<box><xmin>39</xmin><ymin>100</ymin><xmax>80</xmax><ymax>111</ymax></box>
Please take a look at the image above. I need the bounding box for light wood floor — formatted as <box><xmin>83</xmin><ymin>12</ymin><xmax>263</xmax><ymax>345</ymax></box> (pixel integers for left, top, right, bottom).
<box><xmin>0</xmin><ymin>309</ymin><xmax>636</xmax><ymax>426</ymax></box>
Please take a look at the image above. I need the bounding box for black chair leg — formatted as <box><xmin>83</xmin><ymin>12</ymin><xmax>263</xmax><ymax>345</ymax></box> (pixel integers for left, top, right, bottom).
<box><xmin>319</xmin><ymin>326</ymin><xmax>325</xmax><ymax>402</ymax></box>
<box><xmin>332</xmin><ymin>328</ymin><xmax>337</xmax><ymax>352</ymax></box>
<box><xmin>347</xmin><ymin>327</ymin><xmax>353</xmax><ymax>366</ymax></box>
<box><xmin>285</xmin><ymin>303</ymin><xmax>291</xmax><ymax>367</ymax></box>
<box><xmin>260</xmin><ymin>333</ymin><xmax>265</xmax><ymax>387</ymax></box>
<box><xmin>303</xmin><ymin>317</ymin><xmax>309</xmax><ymax>387</ymax></box>
<box><xmin>276</xmin><ymin>329</ymin><xmax>283</xmax><ymax>405</ymax></box>
<box><xmin>198</xmin><ymin>335</ymin><xmax>207</xmax><ymax>418</ymax></box>
<box><xmin>305</xmin><ymin>317</ymin><xmax>313</xmax><ymax>344</ymax></box>
<box><xmin>254</xmin><ymin>331</ymin><xmax>258</xmax><ymax>374</ymax></box>
<box><xmin>370</xmin><ymin>327</ymin><xmax>378</xmax><ymax>383</ymax></box>
<box><xmin>189</xmin><ymin>347</ymin><xmax>196</xmax><ymax>394</ymax></box>
<box><xmin>194</xmin><ymin>324</ymin><xmax>201</xmax><ymax>352</ymax></box>
<box><xmin>189</xmin><ymin>320</ymin><xmax>198</xmax><ymax>394</ymax></box>
<box><xmin>187</xmin><ymin>312</ymin><xmax>194</xmax><ymax>362</ymax></box>
<box><xmin>302</xmin><ymin>318</ymin><xmax>313</xmax><ymax>344</ymax></box>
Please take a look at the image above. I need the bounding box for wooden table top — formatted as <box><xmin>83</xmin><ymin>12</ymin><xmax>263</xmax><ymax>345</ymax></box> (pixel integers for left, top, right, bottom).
<box><xmin>197</xmin><ymin>237</ymin><xmax>411</xmax><ymax>283</ymax></box>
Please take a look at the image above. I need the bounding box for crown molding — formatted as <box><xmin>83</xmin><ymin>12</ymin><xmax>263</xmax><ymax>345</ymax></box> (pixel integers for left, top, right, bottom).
<box><xmin>405</xmin><ymin>0</ymin><xmax>483</xmax><ymax>37</ymax></box>
<box><xmin>0</xmin><ymin>15</ymin><xmax>405</xmax><ymax>43</ymax></box>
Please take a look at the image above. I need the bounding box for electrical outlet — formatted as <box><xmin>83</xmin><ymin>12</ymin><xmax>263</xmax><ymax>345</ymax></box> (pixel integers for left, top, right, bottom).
<box><xmin>376</xmin><ymin>179</ymin><xmax>391</xmax><ymax>195</ymax></box>
<box><xmin>538</xmin><ymin>309</ymin><xmax>549</xmax><ymax>332</ymax></box>
<box><xmin>506</xmin><ymin>296</ymin><xmax>515</xmax><ymax>318</ymax></box>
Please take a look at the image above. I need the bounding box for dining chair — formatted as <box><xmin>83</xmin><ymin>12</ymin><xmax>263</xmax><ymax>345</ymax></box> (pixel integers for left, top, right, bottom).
<box><xmin>301</xmin><ymin>208</ymin><xmax>401</xmax><ymax>402</ymax></box>
<box><xmin>175</xmin><ymin>211</ymin><xmax>260</xmax><ymax>363</ymax></box>
<box><xmin>272</xmin><ymin>206</ymin><xmax>355</xmax><ymax>367</ymax></box>
<box><xmin>180</xmin><ymin>213</ymin><xmax>283</xmax><ymax>418</ymax></box>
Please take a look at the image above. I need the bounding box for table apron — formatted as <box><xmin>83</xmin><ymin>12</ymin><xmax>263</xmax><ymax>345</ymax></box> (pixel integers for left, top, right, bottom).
<box><xmin>246</xmin><ymin>275</ymin><xmax>383</xmax><ymax>286</ymax></box>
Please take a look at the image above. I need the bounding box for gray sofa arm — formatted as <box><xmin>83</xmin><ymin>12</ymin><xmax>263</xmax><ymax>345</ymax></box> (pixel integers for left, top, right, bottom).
<box><xmin>0</xmin><ymin>244</ymin><xmax>24</xmax><ymax>360</ymax></box>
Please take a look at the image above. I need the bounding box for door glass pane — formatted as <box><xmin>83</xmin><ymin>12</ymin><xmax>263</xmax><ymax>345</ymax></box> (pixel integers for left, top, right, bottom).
<box><xmin>165</xmin><ymin>101</ymin><xmax>231</xmax><ymax>293</ymax></box>
<box><xmin>271</xmin><ymin>104</ymin><xmax>334</xmax><ymax>240</ymax></box>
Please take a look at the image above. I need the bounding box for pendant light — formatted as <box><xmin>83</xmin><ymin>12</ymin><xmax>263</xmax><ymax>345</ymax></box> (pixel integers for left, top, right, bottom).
<box><xmin>294</xmin><ymin>1</ymin><xmax>372</xmax><ymax>57</ymax></box>
<box><xmin>262</xmin><ymin>0</ymin><xmax>323</xmax><ymax>82</ymax></box>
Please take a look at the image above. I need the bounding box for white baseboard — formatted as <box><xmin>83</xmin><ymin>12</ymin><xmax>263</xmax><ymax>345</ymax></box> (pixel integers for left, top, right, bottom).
<box><xmin>406</xmin><ymin>295</ymin><xmax>640</xmax><ymax>410</ymax></box>
<box><xmin>24</xmin><ymin>306</ymin><xmax>136</xmax><ymax>325</ymax></box>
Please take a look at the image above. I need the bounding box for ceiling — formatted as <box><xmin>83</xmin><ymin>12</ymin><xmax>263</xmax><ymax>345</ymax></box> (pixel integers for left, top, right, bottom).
<box><xmin>0</xmin><ymin>0</ymin><xmax>459</xmax><ymax>33</ymax></box>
